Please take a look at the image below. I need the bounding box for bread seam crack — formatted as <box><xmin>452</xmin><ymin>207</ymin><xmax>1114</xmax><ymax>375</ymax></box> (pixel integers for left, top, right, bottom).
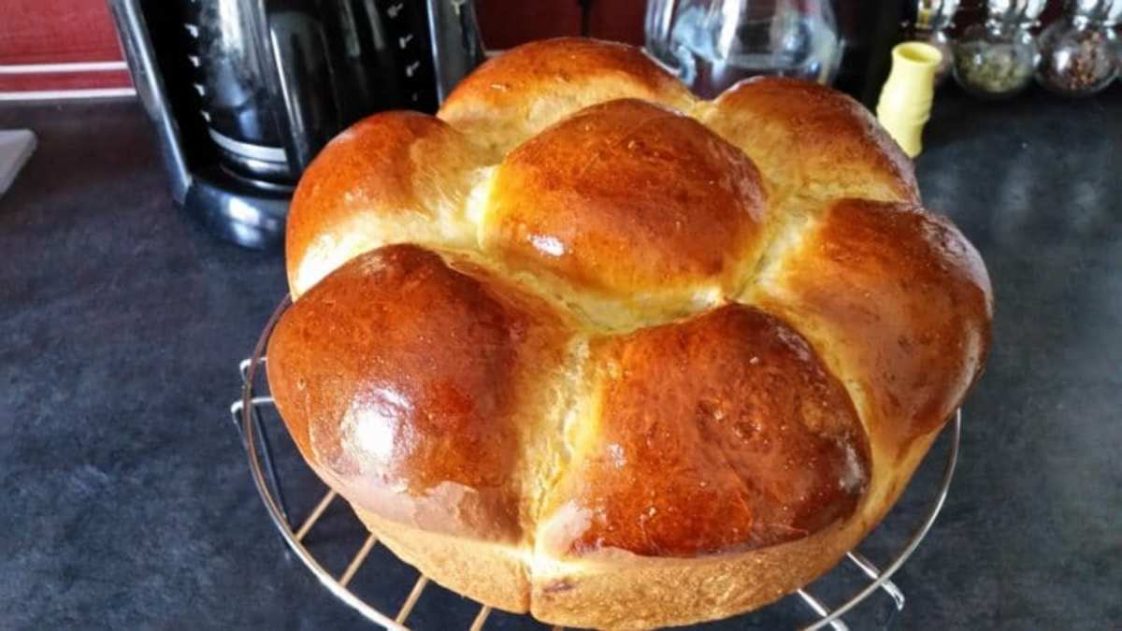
<box><xmin>735</xmin><ymin>193</ymin><xmax>823</xmax><ymax>299</ymax></box>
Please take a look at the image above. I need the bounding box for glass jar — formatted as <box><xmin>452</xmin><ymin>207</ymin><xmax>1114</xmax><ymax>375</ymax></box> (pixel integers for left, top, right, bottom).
<box><xmin>953</xmin><ymin>21</ymin><xmax>1038</xmax><ymax>98</ymax></box>
<box><xmin>1036</xmin><ymin>0</ymin><xmax>1119</xmax><ymax>96</ymax></box>
<box><xmin>911</xmin><ymin>0</ymin><xmax>961</xmax><ymax>85</ymax></box>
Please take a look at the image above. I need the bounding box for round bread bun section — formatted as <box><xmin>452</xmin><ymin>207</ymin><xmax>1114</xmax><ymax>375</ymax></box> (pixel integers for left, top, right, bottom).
<box><xmin>483</xmin><ymin>98</ymin><xmax>767</xmax><ymax>326</ymax></box>
<box><xmin>285</xmin><ymin>112</ymin><xmax>492</xmax><ymax>298</ymax></box>
<box><xmin>538</xmin><ymin>304</ymin><xmax>869</xmax><ymax>559</ymax></box>
<box><xmin>268</xmin><ymin>244</ymin><xmax>571</xmax><ymax>545</ymax></box>
<box><xmin>439</xmin><ymin>37</ymin><xmax>696</xmax><ymax>153</ymax></box>
<box><xmin>702</xmin><ymin>76</ymin><xmax>920</xmax><ymax>204</ymax></box>
<box><xmin>749</xmin><ymin>199</ymin><xmax>993</xmax><ymax>447</ymax></box>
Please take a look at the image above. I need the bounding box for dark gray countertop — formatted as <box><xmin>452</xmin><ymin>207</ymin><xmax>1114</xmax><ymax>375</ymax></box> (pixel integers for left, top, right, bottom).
<box><xmin>1</xmin><ymin>88</ymin><xmax>1119</xmax><ymax>630</ymax></box>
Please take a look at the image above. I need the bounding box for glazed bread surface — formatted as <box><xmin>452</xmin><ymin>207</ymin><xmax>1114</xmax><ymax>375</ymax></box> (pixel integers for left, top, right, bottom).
<box><xmin>267</xmin><ymin>38</ymin><xmax>993</xmax><ymax>630</ymax></box>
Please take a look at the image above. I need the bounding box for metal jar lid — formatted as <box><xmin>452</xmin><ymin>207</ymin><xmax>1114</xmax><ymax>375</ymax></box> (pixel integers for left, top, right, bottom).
<box><xmin>1069</xmin><ymin>0</ymin><xmax>1116</xmax><ymax>22</ymax></box>
<box><xmin>987</xmin><ymin>0</ymin><xmax>1048</xmax><ymax>22</ymax></box>
<box><xmin>916</xmin><ymin>0</ymin><xmax>961</xmax><ymax>31</ymax></box>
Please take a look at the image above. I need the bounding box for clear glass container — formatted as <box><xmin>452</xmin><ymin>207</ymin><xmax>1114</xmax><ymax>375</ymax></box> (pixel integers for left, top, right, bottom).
<box><xmin>953</xmin><ymin>20</ymin><xmax>1038</xmax><ymax>98</ymax></box>
<box><xmin>644</xmin><ymin>0</ymin><xmax>841</xmax><ymax>97</ymax></box>
<box><xmin>1037</xmin><ymin>0</ymin><xmax>1119</xmax><ymax>96</ymax></box>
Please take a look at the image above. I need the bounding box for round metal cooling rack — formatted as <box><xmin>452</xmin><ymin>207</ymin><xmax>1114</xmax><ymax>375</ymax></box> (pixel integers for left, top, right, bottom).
<box><xmin>230</xmin><ymin>297</ymin><xmax>962</xmax><ymax>631</ymax></box>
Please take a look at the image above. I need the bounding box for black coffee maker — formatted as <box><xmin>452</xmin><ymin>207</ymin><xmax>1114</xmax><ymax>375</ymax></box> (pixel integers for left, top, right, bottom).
<box><xmin>110</xmin><ymin>0</ymin><xmax>484</xmax><ymax>248</ymax></box>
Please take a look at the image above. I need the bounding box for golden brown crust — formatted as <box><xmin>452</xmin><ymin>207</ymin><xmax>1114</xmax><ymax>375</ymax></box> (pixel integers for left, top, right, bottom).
<box><xmin>361</xmin><ymin>423</ymin><xmax>934</xmax><ymax>631</ymax></box>
<box><xmin>439</xmin><ymin>37</ymin><xmax>696</xmax><ymax>152</ymax></box>
<box><xmin>266</xmin><ymin>38</ymin><xmax>994</xmax><ymax>630</ymax></box>
<box><xmin>528</xmin><ymin>429</ymin><xmax>940</xmax><ymax>630</ymax></box>
<box><xmin>354</xmin><ymin>506</ymin><xmax>532</xmax><ymax>613</ymax></box>
<box><xmin>750</xmin><ymin>199</ymin><xmax>993</xmax><ymax>446</ymax></box>
<box><xmin>485</xmin><ymin>99</ymin><xmax>766</xmax><ymax>312</ymax></box>
<box><xmin>539</xmin><ymin>305</ymin><xmax>868</xmax><ymax>557</ymax></box>
<box><xmin>285</xmin><ymin>112</ymin><xmax>491</xmax><ymax>297</ymax></box>
<box><xmin>701</xmin><ymin>76</ymin><xmax>919</xmax><ymax>204</ymax></box>
<box><xmin>268</xmin><ymin>244</ymin><xmax>571</xmax><ymax>541</ymax></box>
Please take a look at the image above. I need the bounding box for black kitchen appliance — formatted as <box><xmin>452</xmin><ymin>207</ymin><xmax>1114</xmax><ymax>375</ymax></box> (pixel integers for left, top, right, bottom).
<box><xmin>109</xmin><ymin>0</ymin><xmax>484</xmax><ymax>249</ymax></box>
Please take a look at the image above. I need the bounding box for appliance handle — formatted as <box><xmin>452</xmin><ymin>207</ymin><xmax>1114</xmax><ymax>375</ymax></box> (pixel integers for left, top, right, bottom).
<box><xmin>426</xmin><ymin>0</ymin><xmax>485</xmax><ymax>103</ymax></box>
<box><xmin>262</xmin><ymin>0</ymin><xmax>340</xmax><ymax>172</ymax></box>
<box><xmin>107</xmin><ymin>0</ymin><xmax>192</xmax><ymax>202</ymax></box>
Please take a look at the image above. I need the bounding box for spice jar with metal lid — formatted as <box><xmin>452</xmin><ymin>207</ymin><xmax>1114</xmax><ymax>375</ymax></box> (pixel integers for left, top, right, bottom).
<box><xmin>953</xmin><ymin>0</ymin><xmax>1045</xmax><ymax>98</ymax></box>
<box><xmin>911</xmin><ymin>0</ymin><xmax>961</xmax><ymax>85</ymax></box>
<box><xmin>1037</xmin><ymin>0</ymin><xmax>1119</xmax><ymax>96</ymax></box>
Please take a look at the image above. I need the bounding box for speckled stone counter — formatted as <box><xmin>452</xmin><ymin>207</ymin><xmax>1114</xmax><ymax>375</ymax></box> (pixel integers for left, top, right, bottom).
<box><xmin>1</xmin><ymin>87</ymin><xmax>1119</xmax><ymax>630</ymax></box>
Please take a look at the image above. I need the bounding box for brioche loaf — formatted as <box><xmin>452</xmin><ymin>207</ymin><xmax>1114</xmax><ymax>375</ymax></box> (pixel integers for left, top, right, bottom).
<box><xmin>267</xmin><ymin>38</ymin><xmax>992</xmax><ymax>629</ymax></box>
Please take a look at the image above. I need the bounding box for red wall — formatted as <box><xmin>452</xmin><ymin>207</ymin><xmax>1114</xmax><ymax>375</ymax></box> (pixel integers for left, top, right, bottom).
<box><xmin>0</xmin><ymin>0</ymin><xmax>132</xmax><ymax>93</ymax></box>
<box><xmin>1</xmin><ymin>0</ymin><xmax>123</xmax><ymax>63</ymax></box>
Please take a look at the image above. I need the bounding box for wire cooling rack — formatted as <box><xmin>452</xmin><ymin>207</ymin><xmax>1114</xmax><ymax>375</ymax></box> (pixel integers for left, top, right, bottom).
<box><xmin>230</xmin><ymin>298</ymin><xmax>962</xmax><ymax>631</ymax></box>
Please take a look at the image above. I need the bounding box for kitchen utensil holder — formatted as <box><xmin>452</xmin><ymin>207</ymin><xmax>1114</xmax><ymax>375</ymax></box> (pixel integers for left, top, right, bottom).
<box><xmin>229</xmin><ymin>297</ymin><xmax>962</xmax><ymax>630</ymax></box>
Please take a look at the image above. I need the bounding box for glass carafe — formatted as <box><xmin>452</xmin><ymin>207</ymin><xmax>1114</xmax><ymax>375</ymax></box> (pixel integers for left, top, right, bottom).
<box><xmin>645</xmin><ymin>0</ymin><xmax>841</xmax><ymax>98</ymax></box>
